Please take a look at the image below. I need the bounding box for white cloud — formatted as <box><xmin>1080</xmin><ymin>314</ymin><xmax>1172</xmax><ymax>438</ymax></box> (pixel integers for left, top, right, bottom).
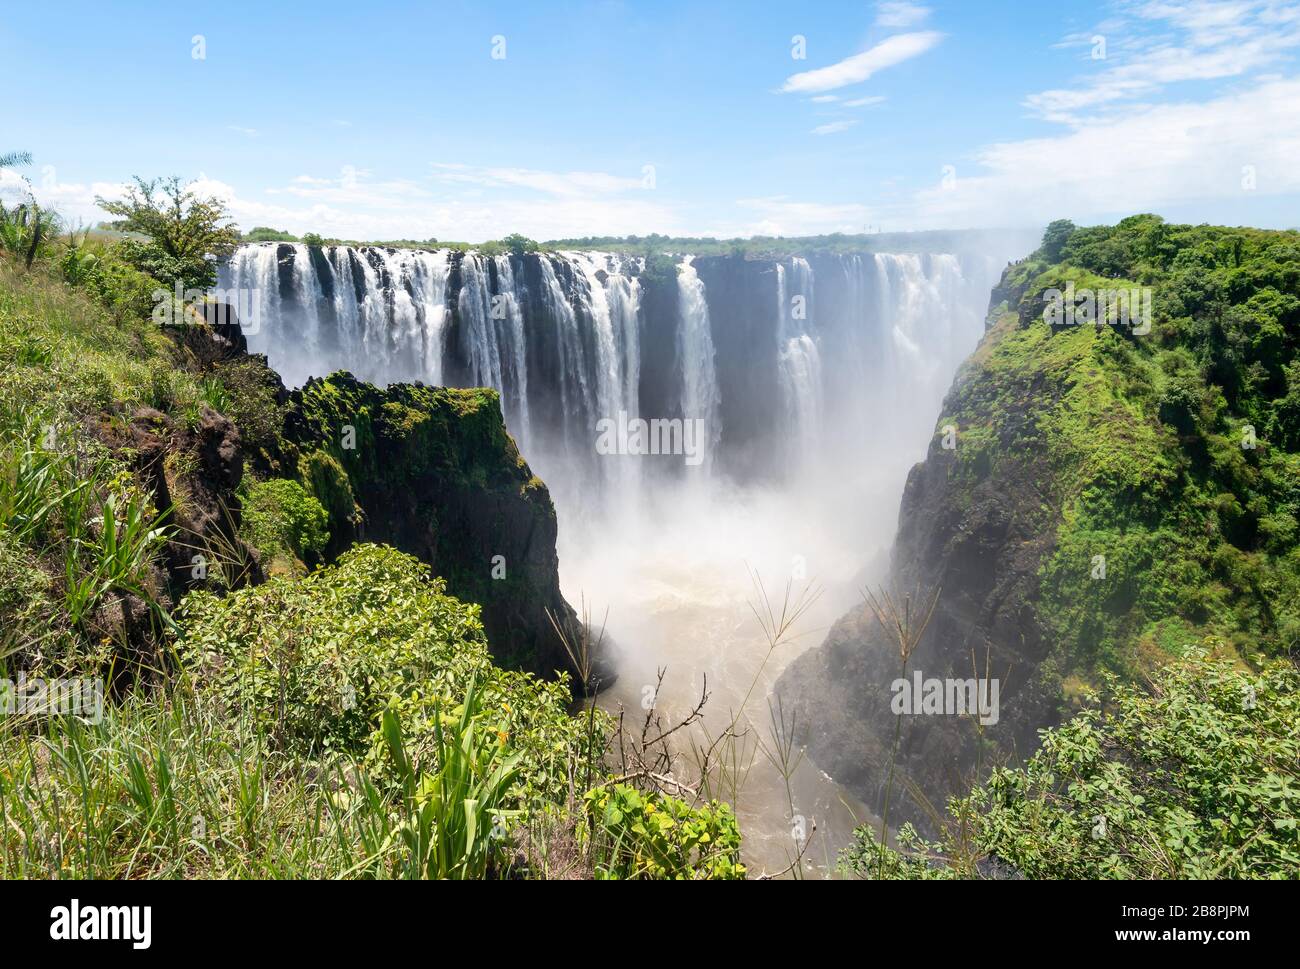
<box><xmin>781</xmin><ymin>31</ymin><xmax>944</xmax><ymax>93</ymax></box>
<box><xmin>3</xmin><ymin>170</ymin><xmax>128</xmax><ymax>228</ymax></box>
<box><xmin>809</xmin><ymin>95</ymin><xmax>839</xmax><ymax>103</ymax></box>
<box><xmin>429</xmin><ymin>163</ymin><xmax>650</xmax><ymax>197</ymax></box>
<box><xmin>188</xmin><ymin>165</ymin><xmax>682</xmax><ymax>241</ymax></box>
<box><xmin>811</xmin><ymin>120</ymin><xmax>860</xmax><ymax>135</ymax></box>
<box><xmin>875</xmin><ymin>2</ymin><xmax>932</xmax><ymax>28</ymax></box>
<box><xmin>908</xmin><ymin>76</ymin><xmax>1300</xmax><ymax>226</ymax></box>
<box><xmin>226</xmin><ymin>126</ymin><xmax>258</xmax><ymax>138</ymax></box>
<box><xmin>1025</xmin><ymin>0</ymin><xmax>1300</xmax><ymax>122</ymax></box>
<box><xmin>722</xmin><ymin>196</ymin><xmax>875</xmax><ymax>237</ymax></box>
<box><xmin>845</xmin><ymin>95</ymin><xmax>888</xmax><ymax>107</ymax></box>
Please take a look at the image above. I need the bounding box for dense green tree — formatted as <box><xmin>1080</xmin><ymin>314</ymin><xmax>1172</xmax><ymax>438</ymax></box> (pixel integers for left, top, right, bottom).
<box><xmin>1040</xmin><ymin>218</ymin><xmax>1076</xmax><ymax>261</ymax></box>
<box><xmin>500</xmin><ymin>232</ymin><xmax>538</xmax><ymax>257</ymax></box>
<box><xmin>96</xmin><ymin>176</ymin><xmax>240</xmax><ymax>290</ymax></box>
<box><xmin>241</xmin><ymin>225</ymin><xmax>298</xmax><ymax>242</ymax></box>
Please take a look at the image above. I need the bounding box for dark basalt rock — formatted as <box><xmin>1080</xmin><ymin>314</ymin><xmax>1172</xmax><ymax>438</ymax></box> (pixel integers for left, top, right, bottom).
<box><xmin>280</xmin><ymin>372</ymin><xmax>599</xmax><ymax>684</ymax></box>
<box><xmin>776</xmin><ymin>270</ymin><xmax>1065</xmax><ymax>833</ymax></box>
<box><xmin>192</xmin><ymin>300</ymin><xmax>248</xmax><ymax>355</ymax></box>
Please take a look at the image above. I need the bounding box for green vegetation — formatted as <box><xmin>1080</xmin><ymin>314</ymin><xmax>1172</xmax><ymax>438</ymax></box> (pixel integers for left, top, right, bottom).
<box><xmin>97</xmin><ymin>176</ymin><xmax>240</xmax><ymax>290</ymax></box>
<box><xmin>544</xmin><ymin>227</ymin><xmax>1031</xmax><ymax>258</ymax></box>
<box><xmin>241</xmin><ymin>226</ymin><xmax>298</xmax><ymax>243</ymax></box>
<box><xmin>942</xmin><ymin>216</ymin><xmax>1300</xmax><ymax>687</ymax></box>
<box><xmin>177</xmin><ymin>545</ymin><xmax>597</xmax><ymax>805</ymax></box>
<box><xmin>379</xmin><ymin>674</ymin><xmax>522</xmax><ymax>879</ymax></box>
<box><xmin>238</xmin><ymin>478</ymin><xmax>329</xmax><ymax>573</ymax></box>
<box><xmin>0</xmin><ymin>177</ymin><xmax>745</xmax><ymax>879</ymax></box>
<box><xmin>844</xmin><ymin>649</ymin><xmax>1299</xmax><ymax>879</ymax></box>
<box><xmin>583</xmin><ymin>783</ymin><xmax>745</xmax><ymax>879</ymax></box>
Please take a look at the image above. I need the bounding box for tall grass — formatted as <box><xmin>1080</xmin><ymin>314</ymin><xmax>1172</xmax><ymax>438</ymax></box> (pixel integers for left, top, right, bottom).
<box><xmin>380</xmin><ymin>675</ymin><xmax>523</xmax><ymax>879</ymax></box>
<box><xmin>0</xmin><ymin>416</ymin><xmax>170</xmax><ymax>639</ymax></box>
<box><xmin>0</xmin><ymin>672</ymin><xmax>540</xmax><ymax>879</ymax></box>
<box><xmin>0</xmin><ymin>679</ymin><xmax>359</xmax><ymax>878</ymax></box>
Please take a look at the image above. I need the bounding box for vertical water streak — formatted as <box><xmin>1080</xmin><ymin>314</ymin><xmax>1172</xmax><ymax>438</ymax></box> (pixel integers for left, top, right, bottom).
<box><xmin>491</xmin><ymin>254</ymin><xmax>529</xmax><ymax>443</ymax></box>
<box><xmin>676</xmin><ymin>256</ymin><xmax>721</xmax><ymax>476</ymax></box>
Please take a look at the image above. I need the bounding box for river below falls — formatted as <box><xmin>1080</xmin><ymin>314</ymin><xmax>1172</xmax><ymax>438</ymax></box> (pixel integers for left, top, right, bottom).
<box><xmin>558</xmin><ymin>479</ymin><xmax>891</xmax><ymax>877</ymax></box>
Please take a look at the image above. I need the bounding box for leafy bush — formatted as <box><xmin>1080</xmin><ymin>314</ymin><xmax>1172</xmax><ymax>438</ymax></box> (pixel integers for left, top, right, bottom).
<box><xmin>177</xmin><ymin>544</ymin><xmax>603</xmax><ymax>811</ymax></box>
<box><xmin>582</xmin><ymin>783</ymin><xmax>745</xmax><ymax>880</ymax></box>
<box><xmin>843</xmin><ymin>649</ymin><xmax>1300</xmax><ymax>879</ymax></box>
<box><xmin>239</xmin><ymin>477</ymin><xmax>329</xmax><ymax>570</ymax></box>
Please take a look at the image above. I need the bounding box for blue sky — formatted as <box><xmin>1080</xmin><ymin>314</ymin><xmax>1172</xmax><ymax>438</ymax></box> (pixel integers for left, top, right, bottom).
<box><xmin>4</xmin><ymin>0</ymin><xmax>1299</xmax><ymax>240</ymax></box>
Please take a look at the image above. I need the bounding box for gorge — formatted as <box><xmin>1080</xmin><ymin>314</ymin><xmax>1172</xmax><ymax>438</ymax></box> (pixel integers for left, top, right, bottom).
<box><xmin>216</xmin><ymin>235</ymin><xmax>1028</xmax><ymax>867</ymax></box>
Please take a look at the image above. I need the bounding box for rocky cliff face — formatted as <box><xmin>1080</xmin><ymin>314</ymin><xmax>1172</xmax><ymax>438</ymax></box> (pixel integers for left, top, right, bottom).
<box><xmin>279</xmin><ymin>372</ymin><xmax>584</xmax><ymax>680</ymax></box>
<box><xmin>776</xmin><ymin>303</ymin><xmax>1065</xmax><ymax>825</ymax></box>
<box><xmin>778</xmin><ymin>217</ymin><xmax>1300</xmax><ymax>831</ymax></box>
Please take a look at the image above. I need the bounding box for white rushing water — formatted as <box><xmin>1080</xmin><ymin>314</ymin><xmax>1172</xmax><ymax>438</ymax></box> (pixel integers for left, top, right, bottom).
<box><xmin>675</xmin><ymin>256</ymin><xmax>721</xmax><ymax>479</ymax></box>
<box><xmin>215</xmin><ymin>240</ymin><xmax>1010</xmax><ymax>874</ymax></box>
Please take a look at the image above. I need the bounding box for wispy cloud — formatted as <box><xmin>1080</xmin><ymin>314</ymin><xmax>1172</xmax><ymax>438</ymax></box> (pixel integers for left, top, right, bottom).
<box><xmin>1025</xmin><ymin>0</ymin><xmax>1300</xmax><ymax>122</ymax></box>
<box><xmin>811</xmin><ymin>120</ymin><xmax>860</xmax><ymax>135</ymax></box>
<box><xmin>909</xmin><ymin>75</ymin><xmax>1300</xmax><ymax>226</ymax></box>
<box><xmin>781</xmin><ymin>31</ymin><xmax>944</xmax><ymax>93</ymax></box>
<box><xmin>845</xmin><ymin>95</ymin><xmax>888</xmax><ymax>107</ymax></box>
<box><xmin>875</xmin><ymin>1</ymin><xmax>932</xmax><ymax>28</ymax></box>
<box><xmin>429</xmin><ymin>163</ymin><xmax>650</xmax><ymax>197</ymax></box>
<box><xmin>226</xmin><ymin>126</ymin><xmax>258</xmax><ymax>137</ymax></box>
<box><xmin>179</xmin><ymin>164</ymin><xmax>681</xmax><ymax>242</ymax></box>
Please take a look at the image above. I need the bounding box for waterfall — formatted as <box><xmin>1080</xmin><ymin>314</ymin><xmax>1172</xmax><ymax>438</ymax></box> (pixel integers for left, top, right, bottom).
<box><xmin>491</xmin><ymin>255</ymin><xmax>529</xmax><ymax>442</ymax></box>
<box><xmin>535</xmin><ymin>253</ymin><xmax>594</xmax><ymax>469</ymax></box>
<box><xmin>456</xmin><ymin>253</ymin><xmax>506</xmax><ymax>404</ymax></box>
<box><xmin>676</xmin><ymin>256</ymin><xmax>721</xmax><ymax>476</ymax></box>
<box><xmin>775</xmin><ymin>257</ymin><xmax>823</xmax><ymax>464</ymax></box>
<box><xmin>215</xmin><ymin>241</ymin><xmax>1003</xmax><ymax>503</ymax></box>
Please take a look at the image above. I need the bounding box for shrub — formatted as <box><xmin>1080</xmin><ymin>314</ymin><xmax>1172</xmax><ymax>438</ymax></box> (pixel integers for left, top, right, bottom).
<box><xmin>843</xmin><ymin>648</ymin><xmax>1300</xmax><ymax>879</ymax></box>
<box><xmin>582</xmin><ymin>783</ymin><xmax>745</xmax><ymax>880</ymax></box>
<box><xmin>239</xmin><ymin>478</ymin><xmax>329</xmax><ymax>570</ymax></box>
<box><xmin>176</xmin><ymin>544</ymin><xmax>603</xmax><ymax>812</ymax></box>
<box><xmin>96</xmin><ymin>176</ymin><xmax>240</xmax><ymax>291</ymax></box>
<box><xmin>242</xmin><ymin>226</ymin><xmax>297</xmax><ymax>243</ymax></box>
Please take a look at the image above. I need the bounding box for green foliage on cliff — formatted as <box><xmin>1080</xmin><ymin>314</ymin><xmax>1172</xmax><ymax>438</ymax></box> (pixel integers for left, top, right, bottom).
<box><xmin>943</xmin><ymin>217</ymin><xmax>1300</xmax><ymax>686</ymax></box>
<box><xmin>289</xmin><ymin>374</ymin><xmax>518</xmax><ymax>491</ymax></box>
<box><xmin>239</xmin><ymin>477</ymin><xmax>329</xmax><ymax>572</ymax></box>
<box><xmin>844</xmin><ymin>649</ymin><xmax>1299</xmax><ymax>879</ymax></box>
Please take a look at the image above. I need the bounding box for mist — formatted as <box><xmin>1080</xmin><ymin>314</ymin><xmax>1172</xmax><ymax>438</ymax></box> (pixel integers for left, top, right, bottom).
<box><xmin>217</xmin><ymin>229</ymin><xmax>1035</xmax><ymax>869</ymax></box>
